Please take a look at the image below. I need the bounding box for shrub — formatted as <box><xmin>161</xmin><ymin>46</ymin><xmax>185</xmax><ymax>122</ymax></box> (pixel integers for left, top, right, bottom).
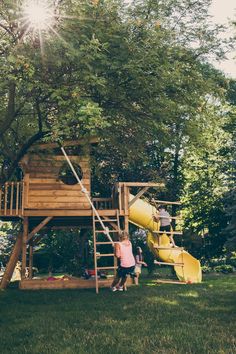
<box><xmin>209</xmin><ymin>257</ymin><xmax>226</xmax><ymax>267</ymax></box>
<box><xmin>201</xmin><ymin>265</ymin><xmax>212</xmax><ymax>273</ymax></box>
<box><xmin>213</xmin><ymin>264</ymin><xmax>234</xmax><ymax>273</ymax></box>
<box><xmin>227</xmin><ymin>253</ymin><xmax>236</xmax><ymax>267</ymax></box>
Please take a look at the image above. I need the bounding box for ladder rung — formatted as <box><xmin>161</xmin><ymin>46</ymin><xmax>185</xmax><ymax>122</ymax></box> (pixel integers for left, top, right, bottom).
<box><xmin>97</xmin><ymin>266</ymin><xmax>117</xmax><ymax>270</ymax></box>
<box><xmin>96</xmin><ymin>253</ymin><xmax>114</xmax><ymax>257</ymax></box>
<box><xmin>153</xmin><ymin>231</ymin><xmax>183</xmax><ymax>235</ymax></box>
<box><xmin>152</xmin><ymin>199</ymin><xmax>181</xmax><ymax>205</ymax></box>
<box><xmin>95</xmin><ymin>229</ymin><xmax>119</xmax><ymax>233</ymax></box>
<box><xmin>104</xmin><ymin>219</ymin><xmax>118</xmax><ymax>222</ymax></box>
<box><xmin>95</xmin><ymin>218</ymin><xmax>118</xmax><ymax>222</ymax></box>
<box><xmin>154</xmin><ymin>261</ymin><xmax>184</xmax><ymax>266</ymax></box>
<box><xmin>153</xmin><ymin>245</ymin><xmax>184</xmax><ymax>250</ymax></box>
<box><xmin>96</xmin><ymin>241</ymin><xmax>117</xmax><ymax>245</ymax></box>
<box><xmin>95</xmin><ymin>219</ymin><xmax>118</xmax><ymax>223</ymax></box>
<box><xmin>159</xmin><ymin>216</ymin><xmax>183</xmax><ymax>220</ymax></box>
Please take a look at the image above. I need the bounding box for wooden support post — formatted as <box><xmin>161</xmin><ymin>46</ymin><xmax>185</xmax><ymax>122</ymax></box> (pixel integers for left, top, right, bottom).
<box><xmin>92</xmin><ymin>211</ymin><xmax>99</xmax><ymax>294</ymax></box>
<box><xmin>118</xmin><ymin>183</ymin><xmax>123</xmax><ymax>214</ymax></box>
<box><xmin>27</xmin><ymin>216</ymin><xmax>53</xmax><ymax>242</ymax></box>
<box><xmin>21</xmin><ymin>180</ymin><xmax>24</xmax><ymax>215</ymax></box>
<box><xmin>16</xmin><ymin>182</ymin><xmax>19</xmax><ymax>215</ymax></box>
<box><xmin>29</xmin><ymin>245</ymin><xmax>33</xmax><ymax>279</ymax></box>
<box><xmin>0</xmin><ymin>233</ymin><xmax>23</xmax><ymax>289</ymax></box>
<box><xmin>128</xmin><ymin>186</ymin><xmax>149</xmax><ymax>208</ymax></box>
<box><xmin>21</xmin><ymin>217</ymin><xmax>29</xmax><ymax>279</ymax></box>
<box><xmin>124</xmin><ymin>185</ymin><xmax>129</xmax><ymax>233</ymax></box>
<box><xmin>10</xmin><ymin>182</ymin><xmax>14</xmax><ymax>215</ymax></box>
<box><xmin>32</xmin><ymin>233</ymin><xmax>46</xmax><ymax>246</ymax></box>
<box><xmin>4</xmin><ymin>183</ymin><xmax>8</xmax><ymax>215</ymax></box>
<box><xmin>23</xmin><ymin>174</ymin><xmax>29</xmax><ymax>209</ymax></box>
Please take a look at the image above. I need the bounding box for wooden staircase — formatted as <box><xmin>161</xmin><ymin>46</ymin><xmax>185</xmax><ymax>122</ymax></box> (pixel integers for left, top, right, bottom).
<box><xmin>93</xmin><ymin>210</ymin><xmax>121</xmax><ymax>294</ymax></box>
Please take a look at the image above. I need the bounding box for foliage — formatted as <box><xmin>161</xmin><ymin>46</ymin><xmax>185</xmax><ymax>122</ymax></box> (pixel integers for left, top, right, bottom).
<box><xmin>34</xmin><ymin>228</ymin><xmax>91</xmax><ymax>275</ymax></box>
<box><xmin>221</xmin><ymin>79</ymin><xmax>236</xmax><ymax>249</ymax></box>
<box><xmin>180</xmin><ymin>97</ymin><xmax>235</xmax><ymax>258</ymax></box>
<box><xmin>214</xmin><ymin>264</ymin><xmax>234</xmax><ymax>274</ymax></box>
<box><xmin>0</xmin><ymin>0</ymin><xmax>235</xmax><ymax>263</ymax></box>
<box><xmin>201</xmin><ymin>254</ymin><xmax>236</xmax><ymax>273</ymax></box>
<box><xmin>201</xmin><ymin>265</ymin><xmax>211</xmax><ymax>274</ymax></box>
<box><xmin>0</xmin><ymin>0</ymin><xmax>232</xmax><ymax>184</ymax></box>
<box><xmin>0</xmin><ymin>222</ymin><xmax>20</xmax><ymax>265</ymax></box>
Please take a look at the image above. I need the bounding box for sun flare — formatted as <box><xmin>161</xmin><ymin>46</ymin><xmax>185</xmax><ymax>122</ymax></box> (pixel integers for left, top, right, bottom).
<box><xmin>22</xmin><ymin>0</ymin><xmax>55</xmax><ymax>31</ymax></box>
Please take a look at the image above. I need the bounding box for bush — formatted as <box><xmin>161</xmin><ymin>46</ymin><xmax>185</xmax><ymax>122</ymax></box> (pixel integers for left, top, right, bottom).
<box><xmin>227</xmin><ymin>253</ymin><xmax>236</xmax><ymax>267</ymax></box>
<box><xmin>213</xmin><ymin>264</ymin><xmax>235</xmax><ymax>274</ymax></box>
<box><xmin>201</xmin><ymin>265</ymin><xmax>212</xmax><ymax>273</ymax></box>
<box><xmin>209</xmin><ymin>257</ymin><xmax>226</xmax><ymax>267</ymax></box>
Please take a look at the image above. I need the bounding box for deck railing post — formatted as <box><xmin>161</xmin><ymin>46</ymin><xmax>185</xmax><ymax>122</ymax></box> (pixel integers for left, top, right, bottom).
<box><xmin>4</xmin><ymin>182</ymin><xmax>8</xmax><ymax>215</ymax></box>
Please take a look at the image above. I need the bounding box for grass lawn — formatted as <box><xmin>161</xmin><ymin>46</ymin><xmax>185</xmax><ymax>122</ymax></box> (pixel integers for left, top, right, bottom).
<box><xmin>0</xmin><ymin>273</ymin><xmax>235</xmax><ymax>354</ymax></box>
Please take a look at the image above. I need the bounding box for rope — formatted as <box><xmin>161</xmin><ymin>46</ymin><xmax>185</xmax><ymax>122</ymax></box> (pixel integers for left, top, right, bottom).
<box><xmin>60</xmin><ymin>146</ymin><xmax>114</xmax><ymax>244</ymax></box>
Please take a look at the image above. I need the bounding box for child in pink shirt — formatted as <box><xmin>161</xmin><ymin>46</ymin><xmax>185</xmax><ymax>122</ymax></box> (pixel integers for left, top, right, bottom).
<box><xmin>111</xmin><ymin>231</ymin><xmax>135</xmax><ymax>292</ymax></box>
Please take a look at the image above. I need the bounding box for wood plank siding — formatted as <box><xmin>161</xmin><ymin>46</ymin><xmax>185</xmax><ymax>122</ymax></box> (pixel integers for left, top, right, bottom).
<box><xmin>22</xmin><ymin>153</ymin><xmax>91</xmax><ymax>210</ymax></box>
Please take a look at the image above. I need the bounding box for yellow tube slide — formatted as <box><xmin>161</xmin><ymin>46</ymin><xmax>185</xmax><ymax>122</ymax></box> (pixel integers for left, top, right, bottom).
<box><xmin>129</xmin><ymin>195</ymin><xmax>202</xmax><ymax>283</ymax></box>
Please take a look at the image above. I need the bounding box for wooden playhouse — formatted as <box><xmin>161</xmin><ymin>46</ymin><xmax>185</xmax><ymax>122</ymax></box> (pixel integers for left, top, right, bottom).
<box><xmin>0</xmin><ymin>138</ymin><xmax>161</xmax><ymax>292</ymax></box>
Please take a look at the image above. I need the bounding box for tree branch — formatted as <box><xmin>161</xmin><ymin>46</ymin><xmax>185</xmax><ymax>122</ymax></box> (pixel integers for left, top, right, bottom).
<box><xmin>0</xmin><ymin>82</ymin><xmax>17</xmax><ymax>140</ymax></box>
<box><xmin>0</xmin><ymin>21</ymin><xmax>14</xmax><ymax>37</ymax></box>
<box><xmin>35</xmin><ymin>98</ymin><xmax>43</xmax><ymax>132</ymax></box>
<box><xmin>0</xmin><ymin>130</ymin><xmax>49</xmax><ymax>184</ymax></box>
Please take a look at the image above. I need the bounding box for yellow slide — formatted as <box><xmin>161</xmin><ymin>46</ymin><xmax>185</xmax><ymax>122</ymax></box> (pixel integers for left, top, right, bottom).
<box><xmin>129</xmin><ymin>195</ymin><xmax>202</xmax><ymax>283</ymax></box>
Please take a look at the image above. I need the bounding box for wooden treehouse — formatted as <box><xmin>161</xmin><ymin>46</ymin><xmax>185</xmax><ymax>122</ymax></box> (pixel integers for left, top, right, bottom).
<box><xmin>0</xmin><ymin>139</ymin><xmax>162</xmax><ymax>292</ymax></box>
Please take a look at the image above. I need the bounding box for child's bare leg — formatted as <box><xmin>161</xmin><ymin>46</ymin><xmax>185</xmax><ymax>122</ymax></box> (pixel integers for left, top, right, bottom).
<box><xmin>119</xmin><ymin>276</ymin><xmax>127</xmax><ymax>288</ymax></box>
<box><xmin>111</xmin><ymin>274</ymin><xmax>121</xmax><ymax>288</ymax></box>
<box><xmin>134</xmin><ymin>273</ymin><xmax>139</xmax><ymax>285</ymax></box>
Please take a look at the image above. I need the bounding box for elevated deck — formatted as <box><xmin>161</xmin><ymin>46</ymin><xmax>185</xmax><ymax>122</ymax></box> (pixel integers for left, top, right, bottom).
<box><xmin>0</xmin><ymin>185</ymin><xmax>118</xmax><ymax>220</ymax></box>
<box><xmin>25</xmin><ymin>210</ymin><xmax>120</xmax><ymax>229</ymax></box>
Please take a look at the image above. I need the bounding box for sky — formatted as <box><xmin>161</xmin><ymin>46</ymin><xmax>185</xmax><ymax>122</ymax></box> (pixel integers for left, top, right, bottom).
<box><xmin>209</xmin><ymin>0</ymin><xmax>236</xmax><ymax>78</ymax></box>
<box><xmin>124</xmin><ymin>0</ymin><xmax>236</xmax><ymax>78</ymax></box>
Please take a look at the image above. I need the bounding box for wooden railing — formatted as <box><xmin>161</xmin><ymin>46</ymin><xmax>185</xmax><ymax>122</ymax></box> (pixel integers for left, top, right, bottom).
<box><xmin>0</xmin><ymin>182</ymin><xmax>24</xmax><ymax>217</ymax></box>
<box><xmin>92</xmin><ymin>198</ymin><xmax>113</xmax><ymax>210</ymax></box>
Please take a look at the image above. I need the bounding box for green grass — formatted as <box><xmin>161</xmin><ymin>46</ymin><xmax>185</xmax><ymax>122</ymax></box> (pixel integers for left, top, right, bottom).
<box><xmin>0</xmin><ymin>274</ymin><xmax>236</xmax><ymax>354</ymax></box>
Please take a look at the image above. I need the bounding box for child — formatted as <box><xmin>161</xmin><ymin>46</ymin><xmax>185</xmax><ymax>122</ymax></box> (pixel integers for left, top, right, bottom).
<box><xmin>111</xmin><ymin>231</ymin><xmax>135</xmax><ymax>292</ymax></box>
<box><xmin>134</xmin><ymin>246</ymin><xmax>147</xmax><ymax>285</ymax></box>
<box><xmin>153</xmin><ymin>205</ymin><xmax>176</xmax><ymax>247</ymax></box>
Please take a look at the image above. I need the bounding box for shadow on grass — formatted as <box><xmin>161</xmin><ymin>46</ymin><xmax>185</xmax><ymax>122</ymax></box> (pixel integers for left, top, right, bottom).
<box><xmin>0</xmin><ymin>274</ymin><xmax>236</xmax><ymax>354</ymax></box>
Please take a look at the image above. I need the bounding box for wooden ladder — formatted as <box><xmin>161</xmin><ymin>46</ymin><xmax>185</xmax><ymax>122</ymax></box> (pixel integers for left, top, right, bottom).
<box><xmin>93</xmin><ymin>210</ymin><xmax>121</xmax><ymax>294</ymax></box>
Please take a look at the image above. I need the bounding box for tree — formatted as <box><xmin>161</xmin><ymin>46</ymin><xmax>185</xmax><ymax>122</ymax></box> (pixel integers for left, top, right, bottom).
<box><xmin>0</xmin><ymin>221</ymin><xmax>20</xmax><ymax>265</ymax></box>
<box><xmin>181</xmin><ymin>94</ymin><xmax>235</xmax><ymax>258</ymax></box>
<box><xmin>0</xmin><ymin>0</ymin><xmax>231</xmax><ymax>185</ymax></box>
<box><xmin>0</xmin><ymin>0</ymin><xmax>234</xmax><ymax>264</ymax></box>
<box><xmin>222</xmin><ymin>79</ymin><xmax>236</xmax><ymax>253</ymax></box>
